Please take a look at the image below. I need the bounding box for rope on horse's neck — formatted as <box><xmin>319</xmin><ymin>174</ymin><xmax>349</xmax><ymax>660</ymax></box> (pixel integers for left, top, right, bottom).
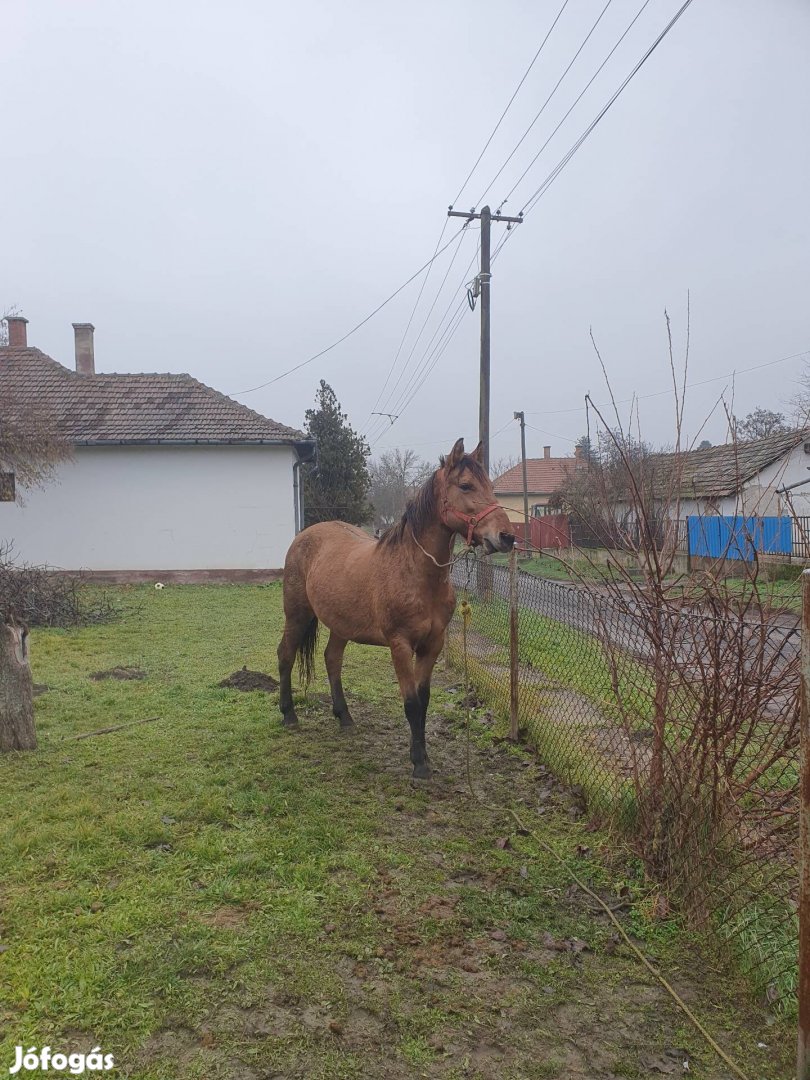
<box><xmin>457</xmin><ymin>602</ymin><xmax>750</xmax><ymax>1080</ymax></box>
<box><xmin>410</xmin><ymin>527</ymin><xmax>464</xmax><ymax>569</ymax></box>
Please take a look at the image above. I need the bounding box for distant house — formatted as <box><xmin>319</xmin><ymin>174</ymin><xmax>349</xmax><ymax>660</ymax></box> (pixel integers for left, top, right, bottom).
<box><xmin>0</xmin><ymin>316</ymin><xmax>315</xmax><ymax>580</ymax></box>
<box><xmin>614</xmin><ymin>429</ymin><xmax>810</xmax><ymax>522</ymax></box>
<box><xmin>493</xmin><ymin>445</ymin><xmax>582</xmax><ymax>523</ymax></box>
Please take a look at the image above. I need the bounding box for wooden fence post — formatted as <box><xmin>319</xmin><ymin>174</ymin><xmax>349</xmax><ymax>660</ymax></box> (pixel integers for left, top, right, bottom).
<box><xmin>509</xmin><ymin>546</ymin><xmax>519</xmax><ymax>741</ymax></box>
<box><xmin>799</xmin><ymin>568</ymin><xmax>810</xmax><ymax>1079</ymax></box>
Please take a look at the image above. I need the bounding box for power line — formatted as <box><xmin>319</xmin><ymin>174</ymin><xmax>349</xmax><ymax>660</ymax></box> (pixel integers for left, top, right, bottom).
<box><xmin>374</xmin><ymin>417</ymin><xmax>516</xmax><ymax>456</ymax></box>
<box><xmin>475</xmin><ymin>0</ymin><xmax>616</xmax><ymax>208</ymax></box>
<box><xmin>524</xmin><ymin>422</ymin><xmax>576</xmax><ymax>445</ymax></box>
<box><xmin>371</xmin><ymin>296</ymin><xmax>471</xmax><ymax>445</ymax></box>
<box><xmin>364</xmin><ymin>227</ymin><xmax>472</xmax><ymax>440</ymax></box>
<box><xmin>524</xmin><ymin>349</ymin><xmax>810</xmax><ymax>417</ymax></box>
<box><xmin>382</xmin><ymin>306</ymin><xmax>469</xmax><ymax>432</ymax></box>
<box><xmin>362</xmin><ymin>217</ymin><xmax>451</xmax><ymax>429</ymax></box>
<box><xmin>366</xmin><ymin>238</ymin><xmax>482</xmax><ymax>441</ymax></box>
<box><xmin>519</xmin><ymin>0</ymin><xmax>697</xmax><ymax>217</ymax></box>
<box><xmin>451</xmin><ymin>0</ymin><xmax>572</xmax><ymax>207</ymax></box>
<box><xmin>364</xmin><ymin>5</ymin><xmax>572</xmax><ymax>439</ymax></box>
<box><xmin>382</xmin><ymin>0</ymin><xmax>699</xmax><ymax>454</ymax></box>
<box><xmin>231</xmin><ymin>225</ymin><xmax>468</xmax><ymax>396</ymax></box>
<box><xmin>473</xmin><ymin>0</ymin><xmax>694</xmax><ymax>274</ymax></box>
<box><xmin>365</xmin><ymin>4</ymin><xmax>576</xmax><ymax>439</ymax></box>
<box><xmin>371</xmin><ymin>197</ymin><xmax>527</xmax><ymax>442</ymax></box>
<box><xmin>499</xmin><ymin>0</ymin><xmax>655</xmax><ymax>210</ymax></box>
<box><xmin>369</xmin><ymin>243</ymin><xmax>483</xmax><ymax>441</ymax></box>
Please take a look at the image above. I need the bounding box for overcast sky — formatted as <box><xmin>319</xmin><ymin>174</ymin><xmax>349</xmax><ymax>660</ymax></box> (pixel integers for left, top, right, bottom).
<box><xmin>3</xmin><ymin>0</ymin><xmax>808</xmax><ymax>466</ymax></box>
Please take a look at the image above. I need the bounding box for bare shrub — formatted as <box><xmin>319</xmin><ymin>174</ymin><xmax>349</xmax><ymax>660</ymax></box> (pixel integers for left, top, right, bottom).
<box><xmin>0</xmin><ymin>543</ymin><xmax>118</xmax><ymax>628</ymax></box>
<box><xmin>556</xmin><ymin>319</ymin><xmax>800</xmax><ymax>1004</ymax></box>
<box><xmin>450</xmin><ymin>310</ymin><xmax>800</xmax><ymax>1006</ymax></box>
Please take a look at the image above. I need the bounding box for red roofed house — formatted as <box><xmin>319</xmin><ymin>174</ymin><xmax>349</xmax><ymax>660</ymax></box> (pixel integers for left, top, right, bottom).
<box><xmin>0</xmin><ymin>316</ymin><xmax>315</xmax><ymax>580</ymax></box>
<box><xmin>493</xmin><ymin>445</ymin><xmax>582</xmax><ymax>523</ymax></box>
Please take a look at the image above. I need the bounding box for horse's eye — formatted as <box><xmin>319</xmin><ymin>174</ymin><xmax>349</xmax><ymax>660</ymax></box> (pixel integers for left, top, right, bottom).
<box><xmin>459</xmin><ymin>483</ymin><xmax>473</xmax><ymax>492</ymax></box>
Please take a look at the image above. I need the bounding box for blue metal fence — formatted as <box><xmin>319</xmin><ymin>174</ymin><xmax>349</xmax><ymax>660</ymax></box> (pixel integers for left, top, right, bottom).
<box><xmin>687</xmin><ymin>516</ymin><xmax>793</xmax><ymax>561</ymax></box>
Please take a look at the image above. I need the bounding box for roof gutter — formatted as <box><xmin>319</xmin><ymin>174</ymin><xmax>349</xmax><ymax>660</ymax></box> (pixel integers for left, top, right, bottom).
<box><xmin>293</xmin><ymin>438</ymin><xmax>317</xmax><ymax>464</ymax></box>
<box><xmin>776</xmin><ymin>471</ymin><xmax>810</xmax><ymax>495</ymax></box>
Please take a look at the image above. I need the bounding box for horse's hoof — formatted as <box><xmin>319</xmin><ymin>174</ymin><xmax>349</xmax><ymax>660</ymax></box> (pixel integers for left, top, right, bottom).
<box><xmin>412</xmin><ymin>762</ymin><xmax>432</xmax><ymax>780</ymax></box>
<box><xmin>339</xmin><ymin>719</ymin><xmax>355</xmax><ymax>732</ymax></box>
<box><xmin>281</xmin><ymin>715</ymin><xmax>300</xmax><ymax>731</ymax></box>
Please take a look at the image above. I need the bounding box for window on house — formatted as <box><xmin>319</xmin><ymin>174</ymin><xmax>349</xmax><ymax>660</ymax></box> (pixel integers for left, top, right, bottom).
<box><xmin>0</xmin><ymin>473</ymin><xmax>15</xmax><ymax>502</ymax></box>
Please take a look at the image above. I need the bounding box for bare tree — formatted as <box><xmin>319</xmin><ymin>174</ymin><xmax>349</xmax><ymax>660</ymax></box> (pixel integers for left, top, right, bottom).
<box><xmin>1</xmin><ymin>310</ymin><xmax>70</xmax><ymax>752</ymax></box>
<box><xmin>733</xmin><ymin>407</ymin><xmax>790</xmax><ymax>440</ymax></box>
<box><xmin>557</xmin><ymin>427</ymin><xmax>661</xmax><ymax>548</ymax></box>
<box><xmin>0</xmin><ymin>391</ymin><xmax>71</xmax><ymax>499</ymax></box>
<box><xmin>557</xmin><ymin>320</ymin><xmax>799</xmax><ymax>972</ymax></box>
<box><xmin>369</xmin><ymin>449</ymin><xmax>433</xmax><ymax>531</ymax></box>
<box><xmin>789</xmin><ymin>360</ymin><xmax>810</xmax><ymax>426</ymax></box>
<box><xmin>1</xmin><ymin>312</ymin><xmax>72</xmax><ymax>499</ymax></box>
<box><xmin>489</xmin><ymin>454</ymin><xmax>518</xmax><ymax>482</ymax></box>
<box><xmin>0</xmin><ymin>305</ymin><xmax>18</xmax><ymax>347</ymax></box>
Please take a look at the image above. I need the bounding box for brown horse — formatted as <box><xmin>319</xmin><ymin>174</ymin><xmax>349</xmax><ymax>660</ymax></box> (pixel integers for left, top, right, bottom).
<box><xmin>277</xmin><ymin>438</ymin><xmax>516</xmax><ymax>778</ymax></box>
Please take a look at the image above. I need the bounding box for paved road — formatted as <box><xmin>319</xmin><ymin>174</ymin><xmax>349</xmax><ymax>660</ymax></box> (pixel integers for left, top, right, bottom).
<box><xmin>452</xmin><ymin>561</ymin><xmax>800</xmax><ymax>685</ymax></box>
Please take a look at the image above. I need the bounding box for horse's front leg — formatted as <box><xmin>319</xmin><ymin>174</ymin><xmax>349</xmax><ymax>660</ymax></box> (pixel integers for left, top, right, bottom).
<box><xmin>324</xmin><ymin>631</ymin><xmax>353</xmax><ymax>729</ymax></box>
<box><xmin>389</xmin><ymin>637</ymin><xmax>430</xmax><ymax>780</ymax></box>
<box><xmin>414</xmin><ymin>633</ymin><xmax>444</xmax><ymax>770</ymax></box>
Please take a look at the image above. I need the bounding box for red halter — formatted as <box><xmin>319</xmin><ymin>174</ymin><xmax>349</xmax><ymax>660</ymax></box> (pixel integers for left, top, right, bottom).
<box><xmin>441</xmin><ymin>499</ymin><xmax>501</xmax><ymax>547</ymax></box>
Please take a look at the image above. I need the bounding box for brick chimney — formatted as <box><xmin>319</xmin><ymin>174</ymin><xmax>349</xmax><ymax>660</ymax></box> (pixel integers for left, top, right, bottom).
<box><xmin>543</xmin><ymin>445</ymin><xmax>551</xmax><ymax>459</ymax></box>
<box><xmin>5</xmin><ymin>315</ymin><xmax>28</xmax><ymax>347</ymax></box>
<box><xmin>72</xmin><ymin>323</ymin><xmax>95</xmax><ymax>375</ymax></box>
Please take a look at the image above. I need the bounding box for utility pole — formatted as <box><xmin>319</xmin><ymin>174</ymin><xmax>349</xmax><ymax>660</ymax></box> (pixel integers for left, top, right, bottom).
<box><xmin>448</xmin><ymin>205</ymin><xmax>522</xmax><ymax>472</ymax></box>
<box><xmin>514</xmin><ymin>410</ymin><xmax>530</xmax><ymax>556</ymax></box>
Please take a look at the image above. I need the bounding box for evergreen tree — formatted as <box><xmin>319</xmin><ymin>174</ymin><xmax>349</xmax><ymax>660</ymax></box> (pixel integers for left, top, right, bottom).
<box><xmin>302</xmin><ymin>381</ymin><xmax>371</xmax><ymax>527</ymax></box>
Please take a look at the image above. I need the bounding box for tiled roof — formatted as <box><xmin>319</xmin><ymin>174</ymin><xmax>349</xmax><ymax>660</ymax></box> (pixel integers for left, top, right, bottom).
<box><xmin>656</xmin><ymin>429</ymin><xmax>809</xmax><ymax>498</ymax></box>
<box><xmin>494</xmin><ymin>457</ymin><xmax>579</xmax><ymax>495</ymax></box>
<box><xmin>0</xmin><ymin>347</ymin><xmax>306</xmax><ymax>445</ymax></box>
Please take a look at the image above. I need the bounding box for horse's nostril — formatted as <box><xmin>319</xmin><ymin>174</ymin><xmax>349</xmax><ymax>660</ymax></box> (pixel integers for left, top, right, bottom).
<box><xmin>501</xmin><ymin>532</ymin><xmax>516</xmax><ymax>548</ymax></box>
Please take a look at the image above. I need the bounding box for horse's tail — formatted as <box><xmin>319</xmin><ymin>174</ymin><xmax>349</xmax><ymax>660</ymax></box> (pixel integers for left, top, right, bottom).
<box><xmin>297</xmin><ymin>616</ymin><xmax>319</xmax><ymax>688</ymax></box>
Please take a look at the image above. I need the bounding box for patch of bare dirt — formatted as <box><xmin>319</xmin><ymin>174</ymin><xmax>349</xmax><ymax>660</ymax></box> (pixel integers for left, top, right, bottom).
<box><xmin>217</xmin><ymin>667</ymin><xmax>279</xmax><ymax>692</ymax></box>
<box><xmin>89</xmin><ymin>665</ymin><xmax>145</xmax><ymax>681</ymax></box>
<box><xmin>198</xmin><ymin>904</ymin><xmax>258</xmax><ymax>929</ymax></box>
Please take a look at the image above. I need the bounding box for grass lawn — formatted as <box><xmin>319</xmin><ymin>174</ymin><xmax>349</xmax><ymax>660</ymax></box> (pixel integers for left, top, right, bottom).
<box><xmin>716</xmin><ymin>575</ymin><xmax>802</xmax><ymax>616</ymax></box>
<box><xmin>490</xmin><ymin>554</ymin><xmax>603</xmax><ymax>581</ymax></box>
<box><xmin>0</xmin><ymin>584</ymin><xmax>794</xmax><ymax>1079</ymax></box>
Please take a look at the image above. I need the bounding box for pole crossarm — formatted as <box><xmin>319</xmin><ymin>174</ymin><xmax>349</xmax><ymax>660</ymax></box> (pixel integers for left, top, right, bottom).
<box><xmin>447</xmin><ymin>208</ymin><xmax>523</xmax><ymax>224</ymax></box>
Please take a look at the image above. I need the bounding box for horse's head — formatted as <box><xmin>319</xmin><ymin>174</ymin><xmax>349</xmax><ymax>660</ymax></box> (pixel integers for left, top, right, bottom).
<box><xmin>439</xmin><ymin>438</ymin><xmax>516</xmax><ymax>554</ymax></box>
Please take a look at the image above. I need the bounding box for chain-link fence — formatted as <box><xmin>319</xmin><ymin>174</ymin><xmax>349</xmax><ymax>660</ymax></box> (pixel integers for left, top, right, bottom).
<box><xmin>446</xmin><ymin>554</ymin><xmax>800</xmax><ymax>1014</ymax></box>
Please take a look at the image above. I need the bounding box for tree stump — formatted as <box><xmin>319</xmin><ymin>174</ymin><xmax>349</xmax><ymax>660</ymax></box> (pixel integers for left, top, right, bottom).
<box><xmin>0</xmin><ymin>623</ymin><xmax>36</xmax><ymax>751</ymax></box>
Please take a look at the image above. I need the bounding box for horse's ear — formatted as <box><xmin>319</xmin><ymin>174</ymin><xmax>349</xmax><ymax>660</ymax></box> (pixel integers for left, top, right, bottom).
<box><xmin>447</xmin><ymin>438</ymin><xmax>465</xmax><ymax>468</ymax></box>
<box><xmin>471</xmin><ymin>441</ymin><xmax>485</xmax><ymax>466</ymax></box>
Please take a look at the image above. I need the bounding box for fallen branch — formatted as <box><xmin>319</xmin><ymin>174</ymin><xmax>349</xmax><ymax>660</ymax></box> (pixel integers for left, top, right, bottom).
<box><xmin>65</xmin><ymin>716</ymin><xmax>160</xmax><ymax>741</ymax></box>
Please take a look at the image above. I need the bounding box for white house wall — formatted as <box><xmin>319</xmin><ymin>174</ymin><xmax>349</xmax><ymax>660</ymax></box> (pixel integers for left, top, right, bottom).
<box><xmin>746</xmin><ymin>441</ymin><xmax>810</xmax><ymax>516</ymax></box>
<box><xmin>1</xmin><ymin>444</ymin><xmax>298</xmax><ymax>571</ymax></box>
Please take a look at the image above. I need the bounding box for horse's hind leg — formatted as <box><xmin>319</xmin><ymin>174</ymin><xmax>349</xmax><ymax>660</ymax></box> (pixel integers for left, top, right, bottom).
<box><xmin>277</xmin><ymin>613</ymin><xmax>311</xmax><ymax>729</ymax></box>
<box><xmin>324</xmin><ymin>632</ymin><xmax>353</xmax><ymax>729</ymax></box>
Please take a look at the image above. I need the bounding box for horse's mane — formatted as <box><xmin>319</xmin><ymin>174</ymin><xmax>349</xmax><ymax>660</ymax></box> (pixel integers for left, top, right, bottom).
<box><xmin>378</xmin><ymin>454</ymin><xmax>487</xmax><ymax>547</ymax></box>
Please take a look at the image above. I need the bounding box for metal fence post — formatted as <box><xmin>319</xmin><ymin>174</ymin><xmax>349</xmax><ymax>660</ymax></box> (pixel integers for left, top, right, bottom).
<box><xmin>799</xmin><ymin>569</ymin><xmax>810</xmax><ymax>1080</ymax></box>
<box><xmin>509</xmin><ymin>546</ymin><xmax>519</xmax><ymax>741</ymax></box>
